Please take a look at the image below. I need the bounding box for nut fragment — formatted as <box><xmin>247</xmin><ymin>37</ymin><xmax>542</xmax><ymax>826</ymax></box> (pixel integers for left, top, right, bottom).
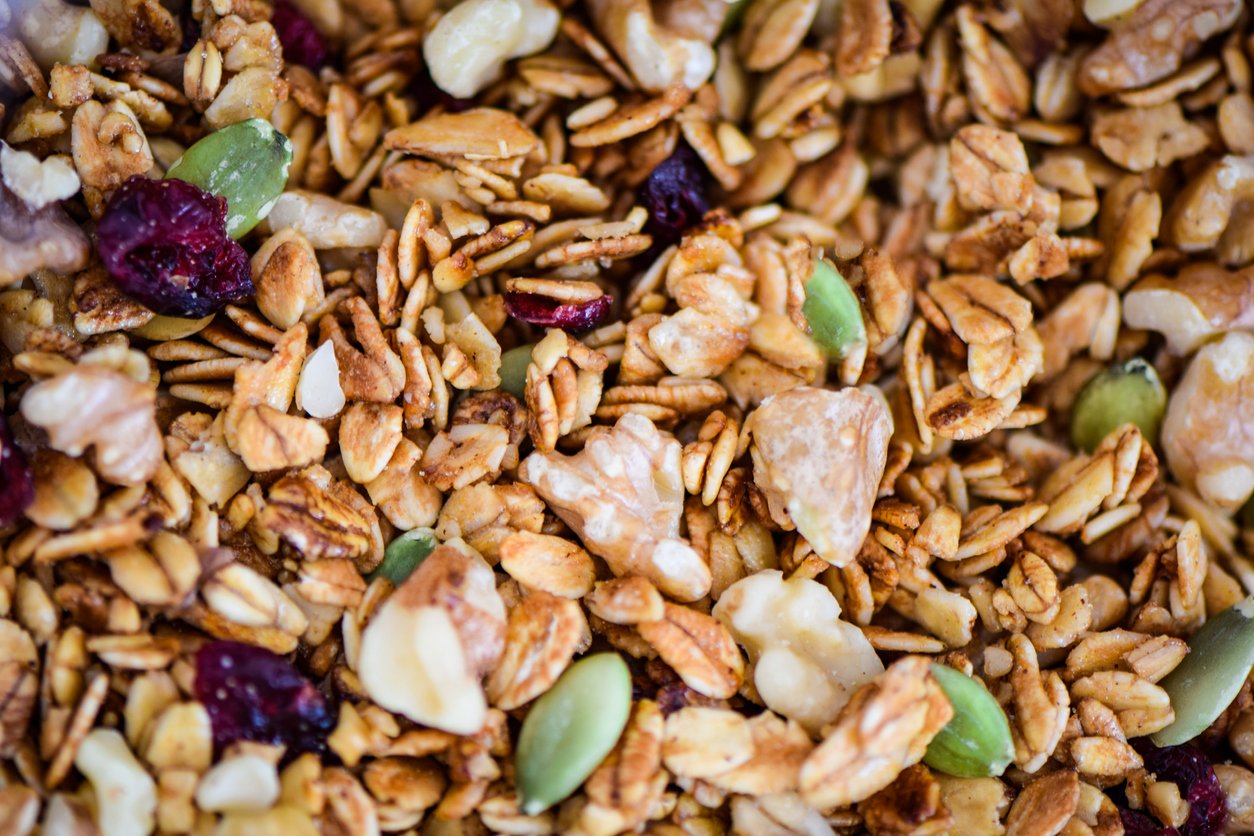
<box><xmin>712</xmin><ymin>570</ymin><xmax>882</xmax><ymax>732</ymax></box>
<box><xmin>357</xmin><ymin>543</ymin><xmax>505</xmax><ymax>733</ymax></box>
<box><xmin>1161</xmin><ymin>331</ymin><xmax>1254</xmax><ymax>511</ymax></box>
<box><xmin>74</xmin><ymin>728</ymin><xmax>158</xmax><ymax>836</ymax></box>
<box><xmin>519</xmin><ymin>413</ymin><xmax>712</xmax><ymax>602</ymax></box>
<box><xmin>21</xmin><ymin>365</ymin><xmax>162</xmax><ymax>486</ymax></box>
<box><xmin>746</xmin><ymin>387</ymin><xmax>891</xmax><ymax>567</ymax></box>
<box><xmin>423</xmin><ymin>0</ymin><xmax>560</xmax><ymax>99</ymax></box>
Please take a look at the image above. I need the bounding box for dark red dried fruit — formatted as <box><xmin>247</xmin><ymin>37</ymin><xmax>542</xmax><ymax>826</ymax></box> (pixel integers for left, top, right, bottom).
<box><xmin>1120</xmin><ymin>808</ymin><xmax>1181</xmax><ymax>836</ymax></box>
<box><xmin>271</xmin><ymin>0</ymin><xmax>328</xmax><ymax>71</ymax></box>
<box><xmin>0</xmin><ymin>413</ymin><xmax>34</xmax><ymax>528</ymax></box>
<box><xmin>96</xmin><ymin>176</ymin><xmax>253</xmax><ymax>318</ymax></box>
<box><xmin>1124</xmin><ymin>740</ymin><xmax>1226</xmax><ymax>836</ymax></box>
<box><xmin>504</xmin><ymin>292</ymin><xmax>612</xmax><ymax>333</ymax></box>
<box><xmin>194</xmin><ymin>640</ymin><xmax>334</xmax><ymax>756</ymax></box>
<box><xmin>638</xmin><ymin>140</ymin><xmax>710</xmax><ymax>246</ymax></box>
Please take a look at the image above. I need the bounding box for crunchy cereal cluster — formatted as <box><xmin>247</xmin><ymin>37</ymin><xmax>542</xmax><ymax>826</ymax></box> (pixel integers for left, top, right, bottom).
<box><xmin>3</xmin><ymin>0</ymin><xmax>1254</xmax><ymax>833</ymax></box>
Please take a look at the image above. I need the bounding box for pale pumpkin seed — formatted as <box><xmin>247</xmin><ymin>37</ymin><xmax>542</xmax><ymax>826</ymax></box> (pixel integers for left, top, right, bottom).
<box><xmin>924</xmin><ymin>663</ymin><xmax>1014</xmax><ymax>778</ymax></box>
<box><xmin>369</xmin><ymin>528</ymin><xmax>437</xmax><ymax>585</ymax></box>
<box><xmin>499</xmin><ymin>344</ymin><xmax>533</xmax><ymax>399</ymax></box>
<box><xmin>1153</xmin><ymin>597</ymin><xmax>1254</xmax><ymax>747</ymax></box>
<box><xmin>1070</xmin><ymin>358</ymin><xmax>1166</xmax><ymax>452</ymax></box>
<box><xmin>165</xmin><ymin>118</ymin><xmax>292</xmax><ymax>239</ymax></box>
<box><xmin>802</xmin><ymin>258</ymin><xmax>866</xmax><ymax>360</ymax></box>
<box><xmin>516</xmin><ymin>652</ymin><xmax>631</xmax><ymax>815</ymax></box>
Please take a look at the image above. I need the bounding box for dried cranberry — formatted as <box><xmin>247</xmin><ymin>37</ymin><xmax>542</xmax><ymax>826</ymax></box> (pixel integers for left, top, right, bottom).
<box><xmin>1120</xmin><ymin>808</ymin><xmax>1181</xmax><ymax>836</ymax></box>
<box><xmin>638</xmin><ymin>140</ymin><xmax>710</xmax><ymax>246</ymax></box>
<box><xmin>1124</xmin><ymin>740</ymin><xmax>1227</xmax><ymax>836</ymax></box>
<box><xmin>194</xmin><ymin>640</ymin><xmax>334</xmax><ymax>756</ymax></box>
<box><xmin>504</xmin><ymin>292</ymin><xmax>612</xmax><ymax>333</ymax></box>
<box><xmin>96</xmin><ymin>176</ymin><xmax>253</xmax><ymax>318</ymax></box>
<box><xmin>271</xmin><ymin>0</ymin><xmax>328</xmax><ymax>71</ymax></box>
<box><xmin>411</xmin><ymin>63</ymin><xmax>473</xmax><ymax>114</ymax></box>
<box><xmin>0</xmin><ymin>413</ymin><xmax>33</xmax><ymax>528</ymax></box>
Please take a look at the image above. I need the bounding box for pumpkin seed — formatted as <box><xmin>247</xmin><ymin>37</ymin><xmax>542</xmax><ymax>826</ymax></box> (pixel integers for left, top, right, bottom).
<box><xmin>924</xmin><ymin>663</ymin><xmax>1014</xmax><ymax>778</ymax></box>
<box><xmin>369</xmin><ymin>528</ymin><xmax>437</xmax><ymax>585</ymax></box>
<box><xmin>1153</xmin><ymin>597</ymin><xmax>1254</xmax><ymax>747</ymax></box>
<box><xmin>516</xmin><ymin>652</ymin><xmax>631</xmax><ymax>815</ymax></box>
<box><xmin>499</xmin><ymin>344</ymin><xmax>533</xmax><ymax>399</ymax></box>
<box><xmin>165</xmin><ymin>118</ymin><xmax>292</xmax><ymax>239</ymax></box>
<box><xmin>802</xmin><ymin>258</ymin><xmax>866</xmax><ymax>360</ymax></box>
<box><xmin>1070</xmin><ymin>357</ymin><xmax>1166</xmax><ymax>452</ymax></box>
<box><xmin>129</xmin><ymin>313</ymin><xmax>214</xmax><ymax>341</ymax></box>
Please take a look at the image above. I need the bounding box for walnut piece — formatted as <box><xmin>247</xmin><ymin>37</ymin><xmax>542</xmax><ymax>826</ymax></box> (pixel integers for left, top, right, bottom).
<box><xmin>0</xmin><ymin>620</ymin><xmax>38</xmax><ymax>758</ymax></box>
<box><xmin>357</xmin><ymin>542</ymin><xmax>505</xmax><ymax>734</ymax></box>
<box><xmin>0</xmin><ymin>177</ymin><xmax>89</xmax><ymax>289</ymax></box>
<box><xmin>1123</xmin><ymin>263</ymin><xmax>1254</xmax><ymax>355</ymax></box>
<box><xmin>1078</xmin><ymin>0</ymin><xmax>1240</xmax><ymax>95</ymax></box>
<box><xmin>518</xmin><ymin>413</ymin><xmax>712</xmax><ymax>602</ymax></box>
<box><xmin>586</xmin><ymin>0</ymin><xmax>717</xmax><ymax>92</ymax></box>
<box><xmin>21</xmin><ymin>365</ymin><xmax>162</xmax><ymax>486</ymax></box>
<box><xmin>799</xmin><ymin>656</ymin><xmax>953</xmax><ymax>810</ymax></box>
<box><xmin>1</xmin><ymin>142</ymin><xmax>79</xmax><ymax>210</ymax></box>
<box><xmin>746</xmin><ymin>386</ymin><xmax>892</xmax><ymax>568</ymax></box>
<box><xmin>1161</xmin><ymin>331</ymin><xmax>1254</xmax><ymax>512</ymax></box>
<box><xmin>712</xmin><ymin>570</ymin><xmax>883</xmax><ymax>733</ymax></box>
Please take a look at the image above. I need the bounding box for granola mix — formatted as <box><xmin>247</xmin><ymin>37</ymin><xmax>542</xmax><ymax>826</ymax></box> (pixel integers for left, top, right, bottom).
<box><xmin>1</xmin><ymin>0</ymin><xmax>1254</xmax><ymax>833</ymax></box>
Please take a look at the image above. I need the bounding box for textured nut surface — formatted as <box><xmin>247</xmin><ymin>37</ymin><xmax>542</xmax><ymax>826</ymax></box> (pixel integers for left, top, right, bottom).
<box><xmin>423</xmin><ymin>0</ymin><xmax>559</xmax><ymax>99</ymax></box>
<box><xmin>746</xmin><ymin>387</ymin><xmax>891</xmax><ymax>567</ymax></box>
<box><xmin>21</xmin><ymin>365</ymin><xmax>162</xmax><ymax>486</ymax></box>
<box><xmin>519</xmin><ymin>413</ymin><xmax>712</xmax><ymax>601</ymax></box>
<box><xmin>712</xmin><ymin>570</ymin><xmax>882</xmax><ymax>732</ymax></box>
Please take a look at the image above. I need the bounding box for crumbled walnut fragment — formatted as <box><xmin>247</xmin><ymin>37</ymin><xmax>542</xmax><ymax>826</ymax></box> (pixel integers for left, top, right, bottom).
<box><xmin>21</xmin><ymin>365</ymin><xmax>162</xmax><ymax>486</ymax></box>
<box><xmin>1161</xmin><ymin>331</ymin><xmax>1254</xmax><ymax>512</ymax></box>
<box><xmin>519</xmin><ymin>413</ymin><xmax>712</xmax><ymax>601</ymax></box>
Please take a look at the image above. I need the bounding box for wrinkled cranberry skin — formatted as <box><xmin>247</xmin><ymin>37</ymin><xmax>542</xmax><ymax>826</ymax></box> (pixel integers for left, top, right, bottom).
<box><xmin>504</xmin><ymin>292</ymin><xmax>612</xmax><ymax>333</ymax></box>
<box><xmin>0</xmin><ymin>414</ymin><xmax>34</xmax><ymax>528</ymax></box>
<box><xmin>1120</xmin><ymin>809</ymin><xmax>1181</xmax><ymax>836</ymax></box>
<box><xmin>97</xmin><ymin>176</ymin><xmax>253</xmax><ymax>318</ymax></box>
<box><xmin>638</xmin><ymin>141</ymin><xmax>710</xmax><ymax>246</ymax></box>
<box><xmin>194</xmin><ymin>640</ymin><xmax>334</xmax><ymax>756</ymax></box>
<box><xmin>271</xmin><ymin>0</ymin><xmax>328</xmax><ymax>70</ymax></box>
<box><xmin>1123</xmin><ymin>740</ymin><xmax>1226</xmax><ymax>836</ymax></box>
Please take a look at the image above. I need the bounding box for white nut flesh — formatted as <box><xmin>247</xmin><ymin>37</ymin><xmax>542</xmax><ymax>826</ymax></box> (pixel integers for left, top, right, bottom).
<box><xmin>1162</xmin><ymin>330</ymin><xmax>1254</xmax><ymax>512</ymax></box>
<box><xmin>424</xmin><ymin>0</ymin><xmax>561</xmax><ymax>99</ymax></box>
<box><xmin>74</xmin><ymin>728</ymin><xmax>157</xmax><ymax>836</ymax></box>
<box><xmin>713</xmin><ymin>570</ymin><xmax>883</xmax><ymax>732</ymax></box>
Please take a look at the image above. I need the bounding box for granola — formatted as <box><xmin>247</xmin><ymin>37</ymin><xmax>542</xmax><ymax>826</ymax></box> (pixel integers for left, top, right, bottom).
<box><xmin>3</xmin><ymin>0</ymin><xmax>1254</xmax><ymax>832</ymax></box>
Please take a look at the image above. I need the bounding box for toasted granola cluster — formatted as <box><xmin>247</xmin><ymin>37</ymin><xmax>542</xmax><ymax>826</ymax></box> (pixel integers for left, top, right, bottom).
<box><xmin>3</xmin><ymin>0</ymin><xmax>1254</xmax><ymax>833</ymax></box>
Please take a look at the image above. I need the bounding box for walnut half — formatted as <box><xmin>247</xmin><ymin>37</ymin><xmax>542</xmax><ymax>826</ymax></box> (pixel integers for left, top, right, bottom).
<box><xmin>519</xmin><ymin>413</ymin><xmax>712</xmax><ymax>602</ymax></box>
<box><xmin>0</xmin><ymin>176</ymin><xmax>89</xmax><ymax>289</ymax></box>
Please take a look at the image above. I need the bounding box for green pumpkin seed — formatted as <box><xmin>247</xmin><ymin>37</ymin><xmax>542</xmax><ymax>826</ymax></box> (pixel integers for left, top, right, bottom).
<box><xmin>1153</xmin><ymin>597</ymin><xmax>1254</xmax><ymax>747</ymax></box>
<box><xmin>1070</xmin><ymin>358</ymin><xmax>1166</xmax><ymax>453</ymax></box>
<box><xmin>924</xmin><ymin>663</ymin><xmax>1014</xmax><ymax>778</ymax></box>
<box><xmin>516</xmin><ymin>652</ymin><xmax>632</xmax><ymax>815</ymax></box>
<box><xmin>499</xmin><ymin>344</ymin><xmax>533</xmax><ymax>399</ymax></box>
<box><xmin>129</xmin><ymin>313</ymin><xmax>215</xmax><ymax>341</ymax></box>
<box><xmin>165</xmin><ymin>118</ymin><xmax>292</xmax><ymax>239</ymax></box>
<box><xmin>369</xmin><ymin>529</ymin><xmax>437</xmax><ymax>585</ymax></box>
<box><xmin>802</xmin><ymin>258</ymin><xmax>866</xmax><ymax>360</ymax></box>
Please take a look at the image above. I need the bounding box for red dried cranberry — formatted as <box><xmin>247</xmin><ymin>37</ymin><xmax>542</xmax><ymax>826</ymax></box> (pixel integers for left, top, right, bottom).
<box><xmin>638</xmin><ymin>140</ymin><xmax>710</xmax><ymax>246</ymax></box>
<box><xmin>194</xmin><ymin>640</ymin><xmax>334</xmax><ymax>756</ymax></box>
<box><xmin>504</xmin><ymin>292</ymin><xmax>612</xmax><ymax>333</ymax></box>
<box><xmin>96</xmin><ymin>176</ymin><xmax>253</xmax><ymax>318</ymax></box>
<box><xmin>1125</xmin><ymin>740</ymin><xmax>1226</xmax><ymax>836</ymax></box>
<box><xmin>0</xmin><ymin>413</ymin><xmax>34</xmax><ymax>528</ymax></box>
<box><xmin>271</xmin><ymin>0</ymin><xmax>328</xmax><ymax>71</ymax></box>
<box><xmin>1120</xmin><ymin>809</ymin><xmax>1181</xmax><ymax>836</ymax></box>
